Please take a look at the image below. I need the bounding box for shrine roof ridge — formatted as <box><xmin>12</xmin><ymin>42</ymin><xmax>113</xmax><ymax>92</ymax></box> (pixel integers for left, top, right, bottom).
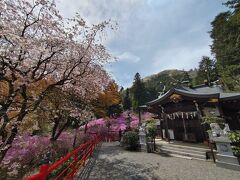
<box><xmin>145</xmin><ymin>85</ymin><xmax>240</xmax><ymax>106</ymax></box>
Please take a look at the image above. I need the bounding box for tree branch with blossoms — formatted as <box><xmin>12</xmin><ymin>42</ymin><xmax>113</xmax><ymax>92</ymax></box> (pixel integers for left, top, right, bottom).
<box><xmin>0</xmin><ymin>0</ymin><xmax>113</xmax><ymax>162</ymax></box>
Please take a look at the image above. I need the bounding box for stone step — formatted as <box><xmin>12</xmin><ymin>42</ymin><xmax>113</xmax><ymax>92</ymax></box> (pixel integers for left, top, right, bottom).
<box><xmin>156</xmin><ymin>142</ymin><xmax>209</xmax><ymax>152</ymax></box>
<box><xmin>216</xmin><ymin>160</ymin><xmax>240</xmax><ymax>171</ymax></box>
<box><xmin>157</xmin><ymin>147</ymin><xmax>206</xmax><ymax>160</ymax></box>
<box><xmin>167</xmin><ymin>153</ymin><xmax>206</xmax><ymax>161</ymax></box>
<box><xmin>216</xmin><ymin>154</ymin><xmax>239</xmax><ymax>165</ymax></box>
<box><xmin>156</xmin><ymin>145</ymin><xmax>207</xmax><ymax>155</ymax></box>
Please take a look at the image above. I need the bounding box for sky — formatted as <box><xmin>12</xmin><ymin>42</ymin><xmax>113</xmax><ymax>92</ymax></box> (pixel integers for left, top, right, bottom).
<box><xmin>56</xmin><ymin>0</ymin><xmax>227</xmax><ymax>88</ymax></box>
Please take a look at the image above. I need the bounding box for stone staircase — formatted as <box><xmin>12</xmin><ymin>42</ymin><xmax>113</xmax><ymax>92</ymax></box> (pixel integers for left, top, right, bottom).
<box><xmin>155</xmin><ymin>141</ymin><xmax>211</xmax><ymax>161</ymax></box>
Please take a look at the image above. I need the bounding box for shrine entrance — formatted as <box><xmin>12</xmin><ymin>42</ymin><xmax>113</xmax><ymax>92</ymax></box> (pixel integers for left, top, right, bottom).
<box><xmin>160</xmin><ymin>113</ymin><xmax>206</xmax><ymax>142</ymax></box>
<box><xmin>140</xmin><ymin>85</ymin><xmax>225</xmax><ymax>144</ymax></box>
<box><xmin>140</xmin><ymin>85</ymin><xmax>240</xmax><ymax>144</ymax></box>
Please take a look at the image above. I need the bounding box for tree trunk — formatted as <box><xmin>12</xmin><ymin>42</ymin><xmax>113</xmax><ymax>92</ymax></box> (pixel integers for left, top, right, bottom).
<box><xmin>0</xmin><ymin>115</ymin><xmax>9</xmax><ymax>142</ymax></box>
<box><xmin>51</xmin><ymin>118</ymin><xmax>69</xmax><ymax>141</ymax></box>
<box><xmin>0</xmin><ymin>79</ymin><xmax>15</xmax><ymax>119</ymax></box>
<box><xmin>0</xmin><ymin>124</ymin><xmax>18</xmax><ymax>162</ymax></box>
<box><xmin>0</xmin><ymin>85</ymin><xmax>28</xmax><ymax>162</ymax></box>
<box><xmin>51</xmin><ymin>118</ymin><xmax>59</xmax><ymax>140</ymax></box>
<box><xmin>84</xmin><ymin>122</ymin><xmax>88</xmax><ymax>134</ymax></box>
<box><xmin>0</xmin><ymin>113</ymin><xmax>28</xmax><ymax>162</ymax></box>
<box><xmin>72</xmin><ymin>128</ymin><xmax>78</xmax><ymax>148</ymax></box>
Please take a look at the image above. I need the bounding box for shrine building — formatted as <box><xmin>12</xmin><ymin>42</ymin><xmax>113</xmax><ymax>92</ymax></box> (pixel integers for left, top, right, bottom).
<box><xmin>140</xmin><ymin>84</ymin><xmax>240</xmax><ymax>143</ymax></box>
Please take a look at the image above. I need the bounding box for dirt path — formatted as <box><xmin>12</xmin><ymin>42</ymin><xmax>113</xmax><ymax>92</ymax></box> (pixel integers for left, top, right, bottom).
<box><xmin>77</xmin><ymin>142</ymin><xmax>240</xmax><ymax>180</ymax></box>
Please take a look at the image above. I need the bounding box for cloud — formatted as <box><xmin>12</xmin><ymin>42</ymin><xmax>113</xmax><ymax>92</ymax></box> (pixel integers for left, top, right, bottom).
<box><xmin>56</xmin><ymin>0</ymin><xmax>144</xmax><ymax>24</ymax></box>
<box><xmin>118</xmin><ymin>52</ymin><xmax>141</xmax><ymax>63</ymax></box>
<box><xmin>55</xmin><ymin>0</ymin><xmax>227</xmax><ymax>88</ymax></box>
<box><xmin>152</xmin><ymin>45</ymin><xmax>212</xmax><ymax>72</ymax></box>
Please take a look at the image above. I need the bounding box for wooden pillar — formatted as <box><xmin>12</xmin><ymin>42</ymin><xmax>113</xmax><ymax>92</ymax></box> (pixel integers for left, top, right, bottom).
<box><xmin>164</xmin><ymin>113</ymin><xmax>170</xmax><ymax>142</ymax></box>
<box><xmin>158</xmin><ymin>113</ymin><xmax>163</xmax><ymax>139</ymax></box>
<box><xmin>217</xmin><ymin>104</ymin><xmax>223</xmax><ymax>117</ymax></box>
<box><xmin>194</xmin><ymin>101</ymin><xmax>206</xmax><ymax>142</ymax></box>
<box><xmin>160</xmin><ymin>121</ymin><xmax>163</xmax><ymax>139</ymax></box>
<box><xmin>197</xmin><ymin>114</ymin><xmax>206</xmax><ymax>142</ymax></box>
<box><xmin>182</xmin><ymin>117</ymin><xmax>188</xmax><ymax>141</ymax></box>
<box><xmin>161</xmin><ymin>106</ymin><xmax>170</xmax><ymax>142</ymax></box>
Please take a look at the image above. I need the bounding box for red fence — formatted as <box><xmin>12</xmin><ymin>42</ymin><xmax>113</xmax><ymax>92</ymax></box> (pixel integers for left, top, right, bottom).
<box><xmin>26</xmin><ymin>134</ymin><xmax>102</xmax><ymax>180</ymax></box>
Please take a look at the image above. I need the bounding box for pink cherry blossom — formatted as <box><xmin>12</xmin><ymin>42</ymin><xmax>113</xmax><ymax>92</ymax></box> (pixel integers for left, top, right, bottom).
<box><xmin>0</xmin><ymin>0</ymin><xmax>113</xmax><ymax>161</ymax></box>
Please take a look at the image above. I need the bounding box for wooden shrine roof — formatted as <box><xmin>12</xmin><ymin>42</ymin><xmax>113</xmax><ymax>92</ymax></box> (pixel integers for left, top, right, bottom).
<box><xmin>145</xmin><ymin>85</ymin><xmax>240</xmax><ymax>106</ymax></box>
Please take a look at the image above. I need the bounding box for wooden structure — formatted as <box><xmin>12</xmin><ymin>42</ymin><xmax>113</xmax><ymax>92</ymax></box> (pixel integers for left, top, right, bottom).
<box><xmin>140</xmin><ymin>85</ymin><xmax>240</xmax><ymax>143</ymax></box>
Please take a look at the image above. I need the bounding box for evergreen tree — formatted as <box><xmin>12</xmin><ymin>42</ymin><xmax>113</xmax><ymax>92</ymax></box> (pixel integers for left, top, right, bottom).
<box><xmin>182</xmin><ymin>71</ymin><xmax>192</xmax><ymax>85</ymax></box>
<box><xmin>123</xmin><ymin>88</ymin><xmax>132</xmax><ymax>110</ymax></box>
<box><xmin>195</xmin><ymin>56</ymin><xmax>218</xmax><ymax>85</ymax></box>
<box><xmin>131</xmin><ymin>73</ymin><xmax>147</xmax><ymax>110</ymax></box>
<box><xmin>210</xmin><ymin>0</ymin><xmax>240</xmax><ymax>90</ymax></box>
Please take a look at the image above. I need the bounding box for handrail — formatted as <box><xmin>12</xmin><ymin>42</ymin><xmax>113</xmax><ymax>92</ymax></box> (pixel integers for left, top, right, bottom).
<box><xmin>26</xmin><ymin>134</ymin><xmax>102</xmax><ymax>180</ymax></box>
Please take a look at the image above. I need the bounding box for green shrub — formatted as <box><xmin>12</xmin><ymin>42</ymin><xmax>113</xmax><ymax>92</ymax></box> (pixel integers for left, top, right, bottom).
<box><xmin>228</xmin><ymin>131</ymin><xmax>240</xmax><ymax>143</ymax></box>
<box><xmin>202</xmin><ymin>116</ymin><xmax>224</xmax><ymax>125</ymax></box>
<box><xmin>146</xmin><ymin>119</ymin><xmax>157</xmax><ymax>141</ymax></box>
<box><xmin>122</xmin><ymin>131</ymin><xmax>139</xmax><ymax>150</ymax></box>
<box><xmin>228</xmin><ymin>131</ymin><xmax>240</xmax><ymax>156</ymax></box>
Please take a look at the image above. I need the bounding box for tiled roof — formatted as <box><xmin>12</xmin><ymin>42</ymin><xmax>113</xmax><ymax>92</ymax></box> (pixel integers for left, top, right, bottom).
<box><xmin>146</xmin><ymin>85</ymin><xmax>240</xmax><ymax>106</ymax></box>
<box><xmin>220</xmin><ymin>93</ymin><xmax>240</xmax><ymax>100</ymax></box>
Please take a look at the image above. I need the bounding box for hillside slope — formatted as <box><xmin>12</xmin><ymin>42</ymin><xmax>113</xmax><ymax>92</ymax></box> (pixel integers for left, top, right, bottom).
<box><xmin>142</xmin><ymin>69</ymin><xmax>197</xmax><ymax>101</ymax></box>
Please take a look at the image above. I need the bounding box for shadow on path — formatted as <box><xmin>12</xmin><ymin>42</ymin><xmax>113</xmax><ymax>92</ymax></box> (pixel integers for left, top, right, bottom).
<box><xmin>76</xmin><ymin>142</ymin><xmax>161</xmax><ymax>180</ymax></box>
<box><xmin>75</xmin><ymin>144</ymin><xmax>102</xmax><ymax>180</ymax></box>
<box><xmin>75</xmin><ymin>142</ymin><xmax>240</xmax><ymax>180</ymax></box>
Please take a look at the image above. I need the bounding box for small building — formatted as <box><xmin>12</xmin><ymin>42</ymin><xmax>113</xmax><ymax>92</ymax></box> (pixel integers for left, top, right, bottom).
<box><xmin>140</xmin><ymin>84</ymin><xmax>240</xmax><ymax>143</ymax></box>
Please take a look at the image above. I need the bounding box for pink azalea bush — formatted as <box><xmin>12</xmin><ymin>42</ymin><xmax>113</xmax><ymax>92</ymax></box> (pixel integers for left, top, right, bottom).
<box><xmin>0</xmin><ymin>131</ymin><xmax>89</xmax><ymax>179</ymax></box>
<box><xmin>0</xmin><ymin>111</ymin><xmax>152</xmax><ymax>178</ymax></box>
<box><xmin>1</xmin><ymin>135</ymin><xmax>50</xmax><ymax>177</ymax></box>
<box><xmin>81</xmin><ymin>111</ymin><xmax>153</xmax><ymax>132</ymax></box>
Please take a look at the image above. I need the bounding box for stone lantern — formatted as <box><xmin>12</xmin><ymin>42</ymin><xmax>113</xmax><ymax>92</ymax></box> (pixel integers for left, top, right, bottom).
<box><xmin>210</xmin><ymin>123</ymin><xmax>240</xmax><ymax>171</ymax></box>
<box><xmin>139</xmin><ymin>123</ymin><xmax>147</xmax><ymax>151</ymax></box>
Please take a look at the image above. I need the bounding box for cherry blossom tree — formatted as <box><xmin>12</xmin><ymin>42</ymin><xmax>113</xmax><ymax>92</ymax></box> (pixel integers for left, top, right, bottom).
<box><xmin>0</xmin><ymin>0</ymin><xmax>112</xmax><ymax>161</ymax></box>
<box><xmin>37</xmin><ymin>68</ymin><xmax>107</xmax><ymax>143</ymax></box>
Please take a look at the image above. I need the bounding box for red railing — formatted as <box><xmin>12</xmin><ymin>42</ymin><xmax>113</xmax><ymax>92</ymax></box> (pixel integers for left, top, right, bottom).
<box><xmin>26</xmin><ymin>134</ymin><xmax>102</xmax><ymax>180</ymax></box>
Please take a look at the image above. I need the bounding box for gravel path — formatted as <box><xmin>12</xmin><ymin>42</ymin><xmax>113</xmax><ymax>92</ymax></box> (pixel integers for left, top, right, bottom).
<box><xmin>77</xmin><ymin>142</ymin><xmax>240</xmax><ymax>180</ymax></box>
